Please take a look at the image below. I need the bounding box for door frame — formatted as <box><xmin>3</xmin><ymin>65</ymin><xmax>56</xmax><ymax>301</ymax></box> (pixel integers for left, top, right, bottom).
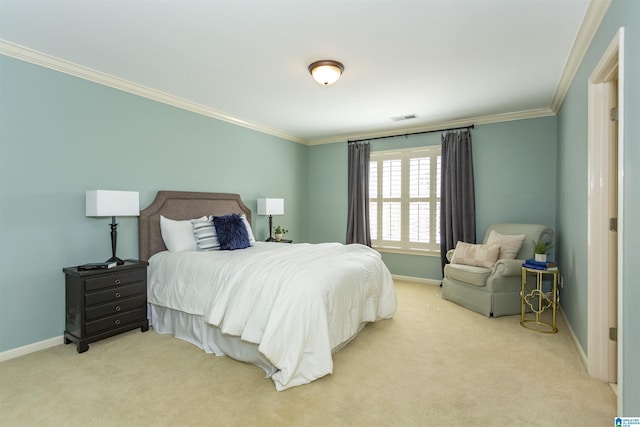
<box><xmin>587</xmin><ymin>28</ymin><xmax>624</xmax><ymax>414</ymax></box>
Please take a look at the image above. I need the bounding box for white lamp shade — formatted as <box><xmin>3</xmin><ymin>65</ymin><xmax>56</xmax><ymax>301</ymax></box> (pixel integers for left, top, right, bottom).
<box><xmin>86</xmin><ymin>190</ymin><xmax>140</xmax><ymax>217</ymax></box>
<box><xmin>257</xmin><ymin>198</ymin><xmax>284</xmax><ymax>216</ymax></box>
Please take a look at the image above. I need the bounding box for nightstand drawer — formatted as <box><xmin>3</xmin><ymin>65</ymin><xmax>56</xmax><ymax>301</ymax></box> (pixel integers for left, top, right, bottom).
<box><xmin>85</xmin><ymin>282</ymin><xmax>146</xmax><ymax>306</ymax></box>
<box><xmin>85</xmin><ymin>308</ymin><xmax>146</xmax><ymax>335</ymax></box>
<box><xmin>84</xmin><ymin>269</ymin><xmax>146</xmax><ymax>292</ymax></box>
<box><xmin>85</xmin><ymin>295</ymin><xmax>146</xmax><ymax>321</ymax></box>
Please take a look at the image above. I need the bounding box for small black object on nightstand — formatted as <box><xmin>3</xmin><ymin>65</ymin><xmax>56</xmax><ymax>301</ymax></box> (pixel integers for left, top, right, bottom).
<box><xmin>63</xmin><ymin>259</ymin><xmax>149</xmax><ymax>353</ymax></box>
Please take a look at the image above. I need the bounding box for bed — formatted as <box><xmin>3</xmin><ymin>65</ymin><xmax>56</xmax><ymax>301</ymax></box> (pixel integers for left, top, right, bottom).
<box><xmin>139</xmin><ymin>191</ymin><xmax>397</xmax><ymax>391</ymax></box>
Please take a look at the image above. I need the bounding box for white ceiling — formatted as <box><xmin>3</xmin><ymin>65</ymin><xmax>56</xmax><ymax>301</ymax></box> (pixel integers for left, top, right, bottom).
<box><xmin>0</xmin><ymin>0</ymin><xmax>598</xmax><ymax>144</ymax></box>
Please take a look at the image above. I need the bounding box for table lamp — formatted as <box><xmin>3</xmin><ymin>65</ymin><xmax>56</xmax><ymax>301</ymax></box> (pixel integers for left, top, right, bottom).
<box><xmin>86</xmin><ymin>190</ymin><xmax>140</xmax><ymax>265</ymax></box>
<box><xmin>257</xmin><ymin>198</ymin><xmax>284</xmax><ymax>242</ymax></box>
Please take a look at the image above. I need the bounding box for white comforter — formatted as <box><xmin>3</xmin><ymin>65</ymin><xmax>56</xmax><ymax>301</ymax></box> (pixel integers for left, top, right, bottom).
<box><xmin>148</xmin><ymin>241</ymin><xmax>397</xmax><ymax>390</ymax></box>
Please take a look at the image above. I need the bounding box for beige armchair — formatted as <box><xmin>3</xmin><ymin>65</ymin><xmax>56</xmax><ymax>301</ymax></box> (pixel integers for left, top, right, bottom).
<box><xmin>441</xmin><ymin>223</ymin><xmax>554</xmax><ymax>317</ymax></box>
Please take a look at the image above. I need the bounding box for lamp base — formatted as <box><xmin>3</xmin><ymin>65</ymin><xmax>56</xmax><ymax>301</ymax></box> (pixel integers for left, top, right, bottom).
<box><xmin>108</xmin><ymin>217</ymin><xmax>124</xmax><ymax>265</ymax></box>
<box><xmin>265</xmin><ymin>237</ymin><xmax>276</xmax><ymax>242</ymax></box>
<box><xmin>106</xmin><ymin>256</ymin><xmax>125</xmax><ymax>265</ymax></box>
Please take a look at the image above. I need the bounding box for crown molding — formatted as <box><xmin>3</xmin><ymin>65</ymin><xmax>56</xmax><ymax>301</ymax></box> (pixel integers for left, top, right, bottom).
<box><xmin>2</xmin><ymin>0</ymin><xmax>605</xmax><ymax>150</ymax></box>
<box><xmin>550</xmin><ymin>0</ymin><xmax>612</xmax><ymax>113</ymax></box>
<box><xmin>305</xmin><ymin>108</ymin><xmax>555</xmax><ymax>145</ymax></box>
<box><xmin>0</xmin><ymin>39</ymin><xmax>306</xmax><ymax>144</ymax></box>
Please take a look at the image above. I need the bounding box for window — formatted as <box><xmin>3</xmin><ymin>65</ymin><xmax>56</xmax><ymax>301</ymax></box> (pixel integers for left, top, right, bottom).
<box><xmin>369</xmin><ymin>146</ymin><xmax>441</xmax><ymax>253</ymax></box>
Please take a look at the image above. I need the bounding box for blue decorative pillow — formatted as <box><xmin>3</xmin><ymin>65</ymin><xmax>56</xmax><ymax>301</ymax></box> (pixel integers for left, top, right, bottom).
<box><xmin>212</xmin><ymin>213</ymin><xmax>251</xmax><ymax>250</ymax></box>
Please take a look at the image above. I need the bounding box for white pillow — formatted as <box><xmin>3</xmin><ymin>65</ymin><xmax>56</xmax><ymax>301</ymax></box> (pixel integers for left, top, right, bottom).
<box><xmin>160</xmin><ymin>215</ymin><xmax>206</xmax><ymax>252</ymax></box>
<box><xmin>451</xmin><ymin>241</ymin><xmax>501</xmax><ymax>269</ymax></box>
<box><xmin>192</xmin><ymin>218</ymin><xmax>220</xmax><ymax>251</ymax></box>
<box><xmin>486</xmin><ymin>230</ymin><xmax>526</xmax><ymax>260</ymax></box>
<box><xmin>240</xmin><ymin>213</ymin><xmax>256</xmax><ymax>246</ymax></box>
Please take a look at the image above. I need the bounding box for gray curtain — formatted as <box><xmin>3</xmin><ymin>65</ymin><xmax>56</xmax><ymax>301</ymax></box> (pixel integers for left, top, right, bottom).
<box><xmin>346</xmin><ymin>141</ymin><xmax>371</xmax><ymax>246</ymax></box>
<box><xmin>440</xmin><ymin>129</ymin><xmax>476</xmax><ymax>271</ymax></box>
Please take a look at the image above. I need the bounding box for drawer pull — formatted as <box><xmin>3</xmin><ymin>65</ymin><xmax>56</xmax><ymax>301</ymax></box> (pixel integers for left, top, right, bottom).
<box><xmin>115</xmin><ymin>292</ymin><xmax>121</xmax><ymax>298</ymax></box>
<box><xmin>115</xmin><ymin>306</ymin><xmax>121</xmax><ymax>312</ymax></box>
<box><xmin>115</xmin><ymin>319</ymin><xmax>121</xmax><ymax>325</ymax></box>
<box><xmin>114</xmin><ymin>279</ymin><xmax>121</xmax><ymax>285</ymax></box>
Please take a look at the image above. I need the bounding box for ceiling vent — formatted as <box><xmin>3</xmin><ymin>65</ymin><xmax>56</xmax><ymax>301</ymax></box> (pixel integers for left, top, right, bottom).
<box><xmin>391</xmin><ymin>114</ymin><xmax>418</xmax><ymax>122</ymax></box>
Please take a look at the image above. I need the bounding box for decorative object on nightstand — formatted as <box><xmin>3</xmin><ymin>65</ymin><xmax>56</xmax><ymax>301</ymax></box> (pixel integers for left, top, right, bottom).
<box><xmin>273</xmin><ymin>225</ymin><xmax>288</xmax><ymax>242</ymax></box>
<box><xmin>63</xmin><ymin>260</ymin><xmax>149</xmax><ymax>353</ymax></box>
<box><xmin>77</xmin><ymin>261</ymin><xmax>117</xmax><ymax>271</ymax></box>
<box><xmin>532</xmin><ymin>239</ymin><xmax>554</xmax><ymax>263</ymax></box>
<box><xmin>86</xmin><ymin>190</ymin><xmax>140</xmax><ymax>265</ymax></box>
<box><xmin>257</xmin><ymin>198</ymin><xmax>284</xmax><ymax>242</ymax></box>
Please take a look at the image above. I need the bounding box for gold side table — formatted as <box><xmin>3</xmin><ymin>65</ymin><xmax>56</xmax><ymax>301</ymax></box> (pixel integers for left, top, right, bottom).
<box><xmin>520</xmin><ymin>266</ymin><xmax>559</xmax><ymax>333</ymax></box>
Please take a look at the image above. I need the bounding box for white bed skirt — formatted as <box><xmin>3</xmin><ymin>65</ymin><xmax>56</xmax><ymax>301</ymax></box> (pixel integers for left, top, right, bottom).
<box><xmin>149</xmin><ymin>303</ymin><xmax>368</xmax><ymax>383</ymax></box>
<box><xmin>149</xmin><ymin>303</ymin><xmax>278</xmax><ymax>377</ymax></box>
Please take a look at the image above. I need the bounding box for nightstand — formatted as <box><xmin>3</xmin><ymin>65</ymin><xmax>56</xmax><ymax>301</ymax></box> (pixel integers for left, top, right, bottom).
<box><xmin>63</xmin><ymin>259</ymin><xmax>149</xmax><ymax>353</ymax></box>
<box><xmin>272</xmin><ymin>239</ymin><xmax>293</xmax><ymax>243</ymax></box>
<box><xmin>520</xmin><ymin>266</ymin><xmax>559</xmax><ymax>334</ymax></box>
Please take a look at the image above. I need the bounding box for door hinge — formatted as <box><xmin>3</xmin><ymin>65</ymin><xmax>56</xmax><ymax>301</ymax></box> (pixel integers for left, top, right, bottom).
<box><xmin>609</xmin><ymin>217</ymin><xmax>618</xmax><ymax>231</ymax></box>
<box><xmin>609</xmin><ymin>327</ymin><xmax>617</xmax><ymax>341</ymax></box>
<box><xmin>610</xmin><ymin>107</ymin><xmax>618</xmax><ymax>121</ymax></box>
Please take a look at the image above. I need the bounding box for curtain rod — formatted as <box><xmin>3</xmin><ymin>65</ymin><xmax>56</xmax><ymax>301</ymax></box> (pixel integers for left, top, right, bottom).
<box><xmin>347</xmin><ymin>124</ymin><xmax>474</xmax><ymax>144</ymax></box>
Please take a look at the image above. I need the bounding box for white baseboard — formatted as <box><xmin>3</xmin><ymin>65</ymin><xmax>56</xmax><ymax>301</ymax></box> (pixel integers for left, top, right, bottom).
<box><xmin>559</xmin><ymin>305</ymin><xmax>588</xmax><ymax>370</ymax></box>
<box><xmin>1</xmin><ymin>278</ymin><xmax>435</xmax><ymax>362</ymax></box>
<box><xmin>0</xmin><ymin>336</ymin><xmax>64</xmax><ymax>363</ymax></box>
<box><xmin>392</xmin><ymin>274</ymin><xmax>441</xmax><ymax>286</ymax></box>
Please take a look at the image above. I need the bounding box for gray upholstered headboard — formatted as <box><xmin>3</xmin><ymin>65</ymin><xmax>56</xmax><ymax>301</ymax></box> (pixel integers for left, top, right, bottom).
<box><xmin>138</xmin><ymin>191</ymin><xmax>252</xmax><ymax>261</ymax></box>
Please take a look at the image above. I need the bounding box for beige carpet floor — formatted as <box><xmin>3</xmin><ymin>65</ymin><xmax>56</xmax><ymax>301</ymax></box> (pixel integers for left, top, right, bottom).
<box><xmin>1</xmin><ymin>280</ymin><xmax>616</xmax><ymax>426</ymax></box>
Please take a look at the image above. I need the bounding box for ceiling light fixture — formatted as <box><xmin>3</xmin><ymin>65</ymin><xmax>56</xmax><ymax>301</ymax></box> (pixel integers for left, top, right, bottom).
<box><xmin>308</xmin><ymin>60</ymin><xmax>344</xmax><ymax>86</ymax></box>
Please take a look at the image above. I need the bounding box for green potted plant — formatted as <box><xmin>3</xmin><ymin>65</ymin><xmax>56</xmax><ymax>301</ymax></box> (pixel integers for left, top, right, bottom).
<box><xmin>532</xmin><ymin>240</ymin><xmax>554</xmax><ymax>262</ymax></box>
<box><xmin>274</xmin><ymin>226</ymin><xmax>288</xmax><ymax>242</ymax></box>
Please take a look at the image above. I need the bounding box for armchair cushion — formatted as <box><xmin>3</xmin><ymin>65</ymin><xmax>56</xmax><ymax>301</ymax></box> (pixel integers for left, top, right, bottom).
<box><xmin>486</xmin><ymin>230</ymin><xmax>526</xmax><ymax>260</ymax></box>
<box><xmin>451</xmin><ymin>241</ymin><xmax>500</xmax><ymax>268</ymax></box>
<box><xmin>444</xmin><ymin>263</ymin><xmax>492</xmax><ymax>286</ymax></box>
<box><xmin>482</xmin><ymin>223</ymin><xmax>553</xmax><ymax>260</ymax></box>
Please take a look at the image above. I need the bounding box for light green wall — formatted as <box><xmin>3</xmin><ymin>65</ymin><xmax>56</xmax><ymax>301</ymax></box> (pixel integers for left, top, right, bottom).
<box><xmin>3</xmin><ymin>1</ymin><xmax>639</xmax><ymax>412</ymax></box>
<box><xmin>307</xmin><ymin>141</ymin><xmax>348</xmax><ymax>244</ymax></box>
<box><xmin>556</xmin><ymin>0</ymin><xmax>640</xmax><ymax>415</ymax></box>
<box><xmin>0</xmin><ymin>55</ymin><xmax>308</xmax><ymax>352</ymax></box>
<box><xmin>308</xmin><ymin>116</ymin><xmax>557</xmax><ymax>280</ymax></box>
<box><xmin>472</xmin><ymin>119</ymin><xmax>557</xmax><ymax>236</ymax></box>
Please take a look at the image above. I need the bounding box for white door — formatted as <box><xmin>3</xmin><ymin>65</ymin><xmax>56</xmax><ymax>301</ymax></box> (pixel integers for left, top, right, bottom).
<box><xmin>587</xmin><ymin>29</ymin><xmax>624</xmax><ymax>414</ymax></box>
<box><xmin>607</xmin><ymin>77</ymin><xmax>618</xmax><ymax>385</ymax></box>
